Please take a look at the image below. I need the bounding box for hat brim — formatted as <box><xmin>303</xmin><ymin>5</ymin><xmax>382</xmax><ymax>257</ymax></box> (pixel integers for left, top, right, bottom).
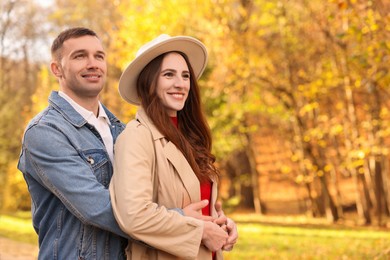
<box><xmin>118</xmin><ymin>36</ymin><xmax>208</xmax><ymax>105</ymax></box>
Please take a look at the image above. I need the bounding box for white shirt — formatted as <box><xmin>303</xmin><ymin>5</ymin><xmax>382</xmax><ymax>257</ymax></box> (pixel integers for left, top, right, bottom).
<box><xmin>59</xmin><ymin>91</ymin><xmax>114</xmax><ymax>163</ymax></box>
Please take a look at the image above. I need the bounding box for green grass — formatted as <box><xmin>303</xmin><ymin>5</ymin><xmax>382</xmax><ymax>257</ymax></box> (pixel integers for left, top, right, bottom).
<box><xmin>223</xmin><ymin>213</ymin><xmax>390</xmax><ymax>260</ymax></box>
<box><xmin>1</xmin><ymin>211</ymin><xmax>390</xmax><ymax>259</ymax></box>
<box><xmin>223</xmin><ymin>223</ymin><xmax>390</xmax><ymax>259</ymax></box>
<box><xmin>0</xmin><ymin>211</ymin><xmax>38</xmax><ymax>244</ymax></box>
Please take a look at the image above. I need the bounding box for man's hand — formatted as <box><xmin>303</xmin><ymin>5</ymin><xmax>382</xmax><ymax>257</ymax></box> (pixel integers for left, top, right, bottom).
<box><xmin>214</xmin><ymin>201</ymin><xmax>238</xmax><ymax>251</ymax></box>
<box><xmin>182</xmin><ymin>200</ymin><xmax>214</xmax><ymax>221</ymax></box>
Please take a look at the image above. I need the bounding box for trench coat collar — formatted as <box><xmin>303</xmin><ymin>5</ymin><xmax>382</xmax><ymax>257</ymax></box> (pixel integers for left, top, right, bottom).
<box><xmin>136</xmin><ymin>109</ymin><xmax>200</xmax><ymax>202</ymax></box>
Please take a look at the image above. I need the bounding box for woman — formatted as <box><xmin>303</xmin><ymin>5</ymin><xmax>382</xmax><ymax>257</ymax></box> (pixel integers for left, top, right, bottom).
<box><xmin>110</xmin><ymin>34</ymin><xmax>230</xmax><ymax>259</ymax></box>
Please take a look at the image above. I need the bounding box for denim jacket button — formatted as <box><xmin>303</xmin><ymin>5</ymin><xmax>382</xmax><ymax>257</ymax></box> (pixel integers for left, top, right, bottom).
<box><xmin>87</xmin><ymin>156</ymin><xmax>95</xmax><ymax>165</ymax></box>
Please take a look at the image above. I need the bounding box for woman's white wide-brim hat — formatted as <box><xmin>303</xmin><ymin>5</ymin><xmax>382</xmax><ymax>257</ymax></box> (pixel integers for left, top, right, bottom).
<box><xmin>118</xmin><ymin>34</ymin><xmax>208</xmax><ymax>105</ymax></box>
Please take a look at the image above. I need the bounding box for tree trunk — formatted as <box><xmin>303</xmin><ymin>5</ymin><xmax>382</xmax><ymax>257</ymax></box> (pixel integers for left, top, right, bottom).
<box><xmin>330</xmin><ymin>168</ymin><xmax>344</xmax><ymax>219</ymax></box>
<box><xmin>373</xmin><ymin>156</ymin><xmax>387</xmax><ymax>225</ymax></box>
<box><xmin>244</xmin><ymin>132</ymin><xmax>263</xmax><ymax>214</ymax></box>
<box><xmin>382</xmin><ymin>158</ymin><xmax>390</xmax><ymax>216</ymax></box>
<box><xmin>343</xmin><ymin>75</ymin><xmax>372</xmax><ymax>224</ymax></box>
<box><xmin>319</xmin><ymin>174</ymin><xmax>339</xmax><ymax>222</ymax></box>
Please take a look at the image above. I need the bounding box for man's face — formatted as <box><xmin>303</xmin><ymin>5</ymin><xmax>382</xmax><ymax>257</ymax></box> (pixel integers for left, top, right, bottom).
<box><xmin>53</xmin><ymin>35</ymin><xmax>107</xmax><ymax>99</ymax></box>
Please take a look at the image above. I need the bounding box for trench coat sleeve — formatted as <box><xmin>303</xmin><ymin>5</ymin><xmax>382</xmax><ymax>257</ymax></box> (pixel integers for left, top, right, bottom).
<box><xmin>110</xmin><ymin>121</ymin><xmax>204</xmax><ymax>259</ymax></box>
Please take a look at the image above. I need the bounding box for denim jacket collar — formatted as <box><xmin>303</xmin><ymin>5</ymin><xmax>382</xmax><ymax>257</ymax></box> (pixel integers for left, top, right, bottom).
<box><xmin>49</xmin><ymin>91</ymin><xmax>121</xmax><ymax>128</ymax></box>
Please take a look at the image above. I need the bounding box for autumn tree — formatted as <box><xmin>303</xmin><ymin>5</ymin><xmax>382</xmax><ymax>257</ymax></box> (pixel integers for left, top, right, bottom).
<box><xmin>0</xmin><ymin>0</ymin><xmax>50</xmax><ymax>211</ymax></box>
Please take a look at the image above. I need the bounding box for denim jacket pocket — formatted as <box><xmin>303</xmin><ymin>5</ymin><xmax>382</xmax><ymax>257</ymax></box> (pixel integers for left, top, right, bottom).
<box><xmin>78</xmin><ymin>225</ymin><xmax>96</xmax><ymax>259</ymax></box>
<box><xmin>80</xmin><ymin>149</ymin><xmax>111</xmax><ymax>188</ymax></box>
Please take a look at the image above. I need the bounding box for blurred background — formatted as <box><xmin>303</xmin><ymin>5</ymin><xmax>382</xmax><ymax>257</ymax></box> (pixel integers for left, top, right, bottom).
<box><xmin>1</xmin><ymin>0</ymin><xmax>390</xmax><ymax>259</ymax></box>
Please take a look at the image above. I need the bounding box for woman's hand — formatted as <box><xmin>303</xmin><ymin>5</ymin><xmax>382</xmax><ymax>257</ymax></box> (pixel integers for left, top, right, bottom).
<box><xmin>183</xmin><ymin>200</ymin><xmax>238</xmax><ymax>251</ymax></box>
<box><xmin>202</xmin><ymin>221</ymin><xmax>228</xmax><ymax>251</ymax></box>
<box><xmin>214</xmin><ymin>201</ymin><xmax>238</xmax><ymax>251</ymax></box>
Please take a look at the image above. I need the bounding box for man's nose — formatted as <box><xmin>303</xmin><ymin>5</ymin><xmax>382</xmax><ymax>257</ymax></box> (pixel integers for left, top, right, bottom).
<box><xmin>86</xmin><ymin>56</ymin><xmax>99</xmax><ymax>68</ymax></box>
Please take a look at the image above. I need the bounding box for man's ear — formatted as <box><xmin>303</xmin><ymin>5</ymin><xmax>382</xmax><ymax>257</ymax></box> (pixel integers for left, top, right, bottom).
<box><xmin>50</xmin><ymin>61</ymin><xmax>62</xmax><ymax>78</ymax></box>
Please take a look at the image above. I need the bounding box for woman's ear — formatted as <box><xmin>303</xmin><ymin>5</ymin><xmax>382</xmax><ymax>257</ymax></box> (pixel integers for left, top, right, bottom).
<box><xmin>50</xmin><ymin>61</ymin><xmax>62</xmax><ymax>78</ymax></box>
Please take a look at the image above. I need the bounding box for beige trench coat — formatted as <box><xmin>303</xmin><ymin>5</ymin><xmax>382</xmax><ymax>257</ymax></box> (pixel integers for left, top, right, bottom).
<box><xmin>110</xmin><ymin>109</ymin><xmax>223</xmax><ymax>260</ymax></box>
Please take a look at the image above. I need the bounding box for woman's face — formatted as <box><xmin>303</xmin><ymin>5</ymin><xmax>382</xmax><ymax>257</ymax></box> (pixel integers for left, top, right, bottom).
<box><xmin>156</xmin><ymin>52</ymin><xmax>190</xmax><ymax>117</ymax></box>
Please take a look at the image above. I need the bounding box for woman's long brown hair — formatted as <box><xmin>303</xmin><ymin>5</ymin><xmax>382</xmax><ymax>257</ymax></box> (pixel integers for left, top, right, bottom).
<box><xmin>137</xmin><ymin>51</ymin><xmax>219</xmax><ymax>183</ymax></box>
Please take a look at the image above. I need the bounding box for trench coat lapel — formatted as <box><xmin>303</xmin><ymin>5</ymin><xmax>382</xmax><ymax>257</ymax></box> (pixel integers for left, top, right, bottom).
<box><xmin>136</xmin><ymin>109</ymin><xmax>200</xmax><ymax>202</ymax></box>
<box><xmin>163</xmin><ymin>142</ymin><xmax>200</xmax><ymax>202</ymax></box>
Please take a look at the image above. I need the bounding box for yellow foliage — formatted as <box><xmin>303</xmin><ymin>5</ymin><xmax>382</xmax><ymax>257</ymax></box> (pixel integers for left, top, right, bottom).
<box><xmin>2</xmin><ymin>0</ymin><xmax>390</xmax><ymax>216</ymax></box>
<box><xmin>324</xmin><ymin>164</ymin><xmax>333</xmax><ymax>172</ymax></box>
<box><xmin>31</xmin><ymin>65</ymin><xmax>57</xmax><ymax>116</ymax></box>
<box><xmin>2</xmin><ymin>161</ymin><xmax>30</xmax><ymax>211</ymax></box>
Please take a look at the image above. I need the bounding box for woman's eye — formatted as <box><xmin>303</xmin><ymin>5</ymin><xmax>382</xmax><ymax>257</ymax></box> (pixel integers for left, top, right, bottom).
<box><xmin>183</xmin><ymin>73</ymin><xmax>190</xmax><ymax>79</ymax></box>
<box><xmin>164</xmin><ymin>72</ymin><xmax>174</xmax><ymax>77</ymax></box>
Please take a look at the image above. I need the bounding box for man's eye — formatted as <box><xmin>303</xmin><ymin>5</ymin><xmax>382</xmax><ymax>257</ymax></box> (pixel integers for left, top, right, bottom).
<box><xmin>74</xmin><ymin>54</ymin><xmax>84</xmax><ymax>59</ymax></box>
<box><xmin>96</xmin><ymin>55</ymin><xmax>105</xmax><ymax>60</ymax></box>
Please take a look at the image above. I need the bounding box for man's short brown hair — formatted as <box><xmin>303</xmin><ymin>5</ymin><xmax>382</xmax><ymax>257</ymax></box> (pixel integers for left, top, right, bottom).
<box><xmin>51</xmin><ymin>27</ymin><xmax>99</xmax><ymax>61</ymax></box>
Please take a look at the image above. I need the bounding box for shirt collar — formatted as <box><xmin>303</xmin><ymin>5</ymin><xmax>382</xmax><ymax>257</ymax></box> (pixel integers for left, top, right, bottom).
<box><xmin>58</xmin><ymin>91</ymin><xmax>111</xmax><ymax>125</ymax></box>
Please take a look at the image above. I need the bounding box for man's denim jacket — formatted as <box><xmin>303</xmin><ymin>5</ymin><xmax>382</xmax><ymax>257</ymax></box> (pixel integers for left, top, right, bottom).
<box><xmin>18</xmin><ymin>91</ymin><xmax>129</xmax><ymax>259</ymax></box>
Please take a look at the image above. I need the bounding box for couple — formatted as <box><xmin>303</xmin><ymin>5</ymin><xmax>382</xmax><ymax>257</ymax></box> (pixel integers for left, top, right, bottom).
<box><xmin>18</xmin><ymin>27</ymin><xmax>237</xmax><ymax>259</ymax></box>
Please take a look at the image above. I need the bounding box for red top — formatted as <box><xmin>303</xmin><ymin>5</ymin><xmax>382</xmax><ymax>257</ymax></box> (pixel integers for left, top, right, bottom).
<box><xmin>200</xmin><ymin>181</ymin><xmax>212</xmax><ymax>215</ymax></box>
<box><xmin>170</xmin><ymin>116</ymin><xmax>178</xmax><ymax>127</ymax></box>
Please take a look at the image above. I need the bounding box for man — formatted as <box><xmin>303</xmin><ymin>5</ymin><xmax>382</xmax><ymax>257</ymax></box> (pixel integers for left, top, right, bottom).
<box><xmin>18</xmin><ymin>27</ymin><xmax>129</xmax><ymax>259</ymax></box>
<box><xmin>18</xmin><ymin>27</ymin><xmax>237</xmax><ymax>259</ymax></box>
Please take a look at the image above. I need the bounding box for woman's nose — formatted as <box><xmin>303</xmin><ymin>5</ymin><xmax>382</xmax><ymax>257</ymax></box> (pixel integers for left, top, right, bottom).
<box><xmin>173</xmin><ymin>76</ymin><xmax>186</xmax><ymax>88</ymax></box>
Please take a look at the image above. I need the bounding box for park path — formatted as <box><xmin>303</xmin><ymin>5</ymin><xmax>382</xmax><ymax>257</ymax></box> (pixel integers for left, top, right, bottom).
<box><xmin>0</xmin><ymin>237</ymin><xmax>38</xmax><ymax>260</ymax></box>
